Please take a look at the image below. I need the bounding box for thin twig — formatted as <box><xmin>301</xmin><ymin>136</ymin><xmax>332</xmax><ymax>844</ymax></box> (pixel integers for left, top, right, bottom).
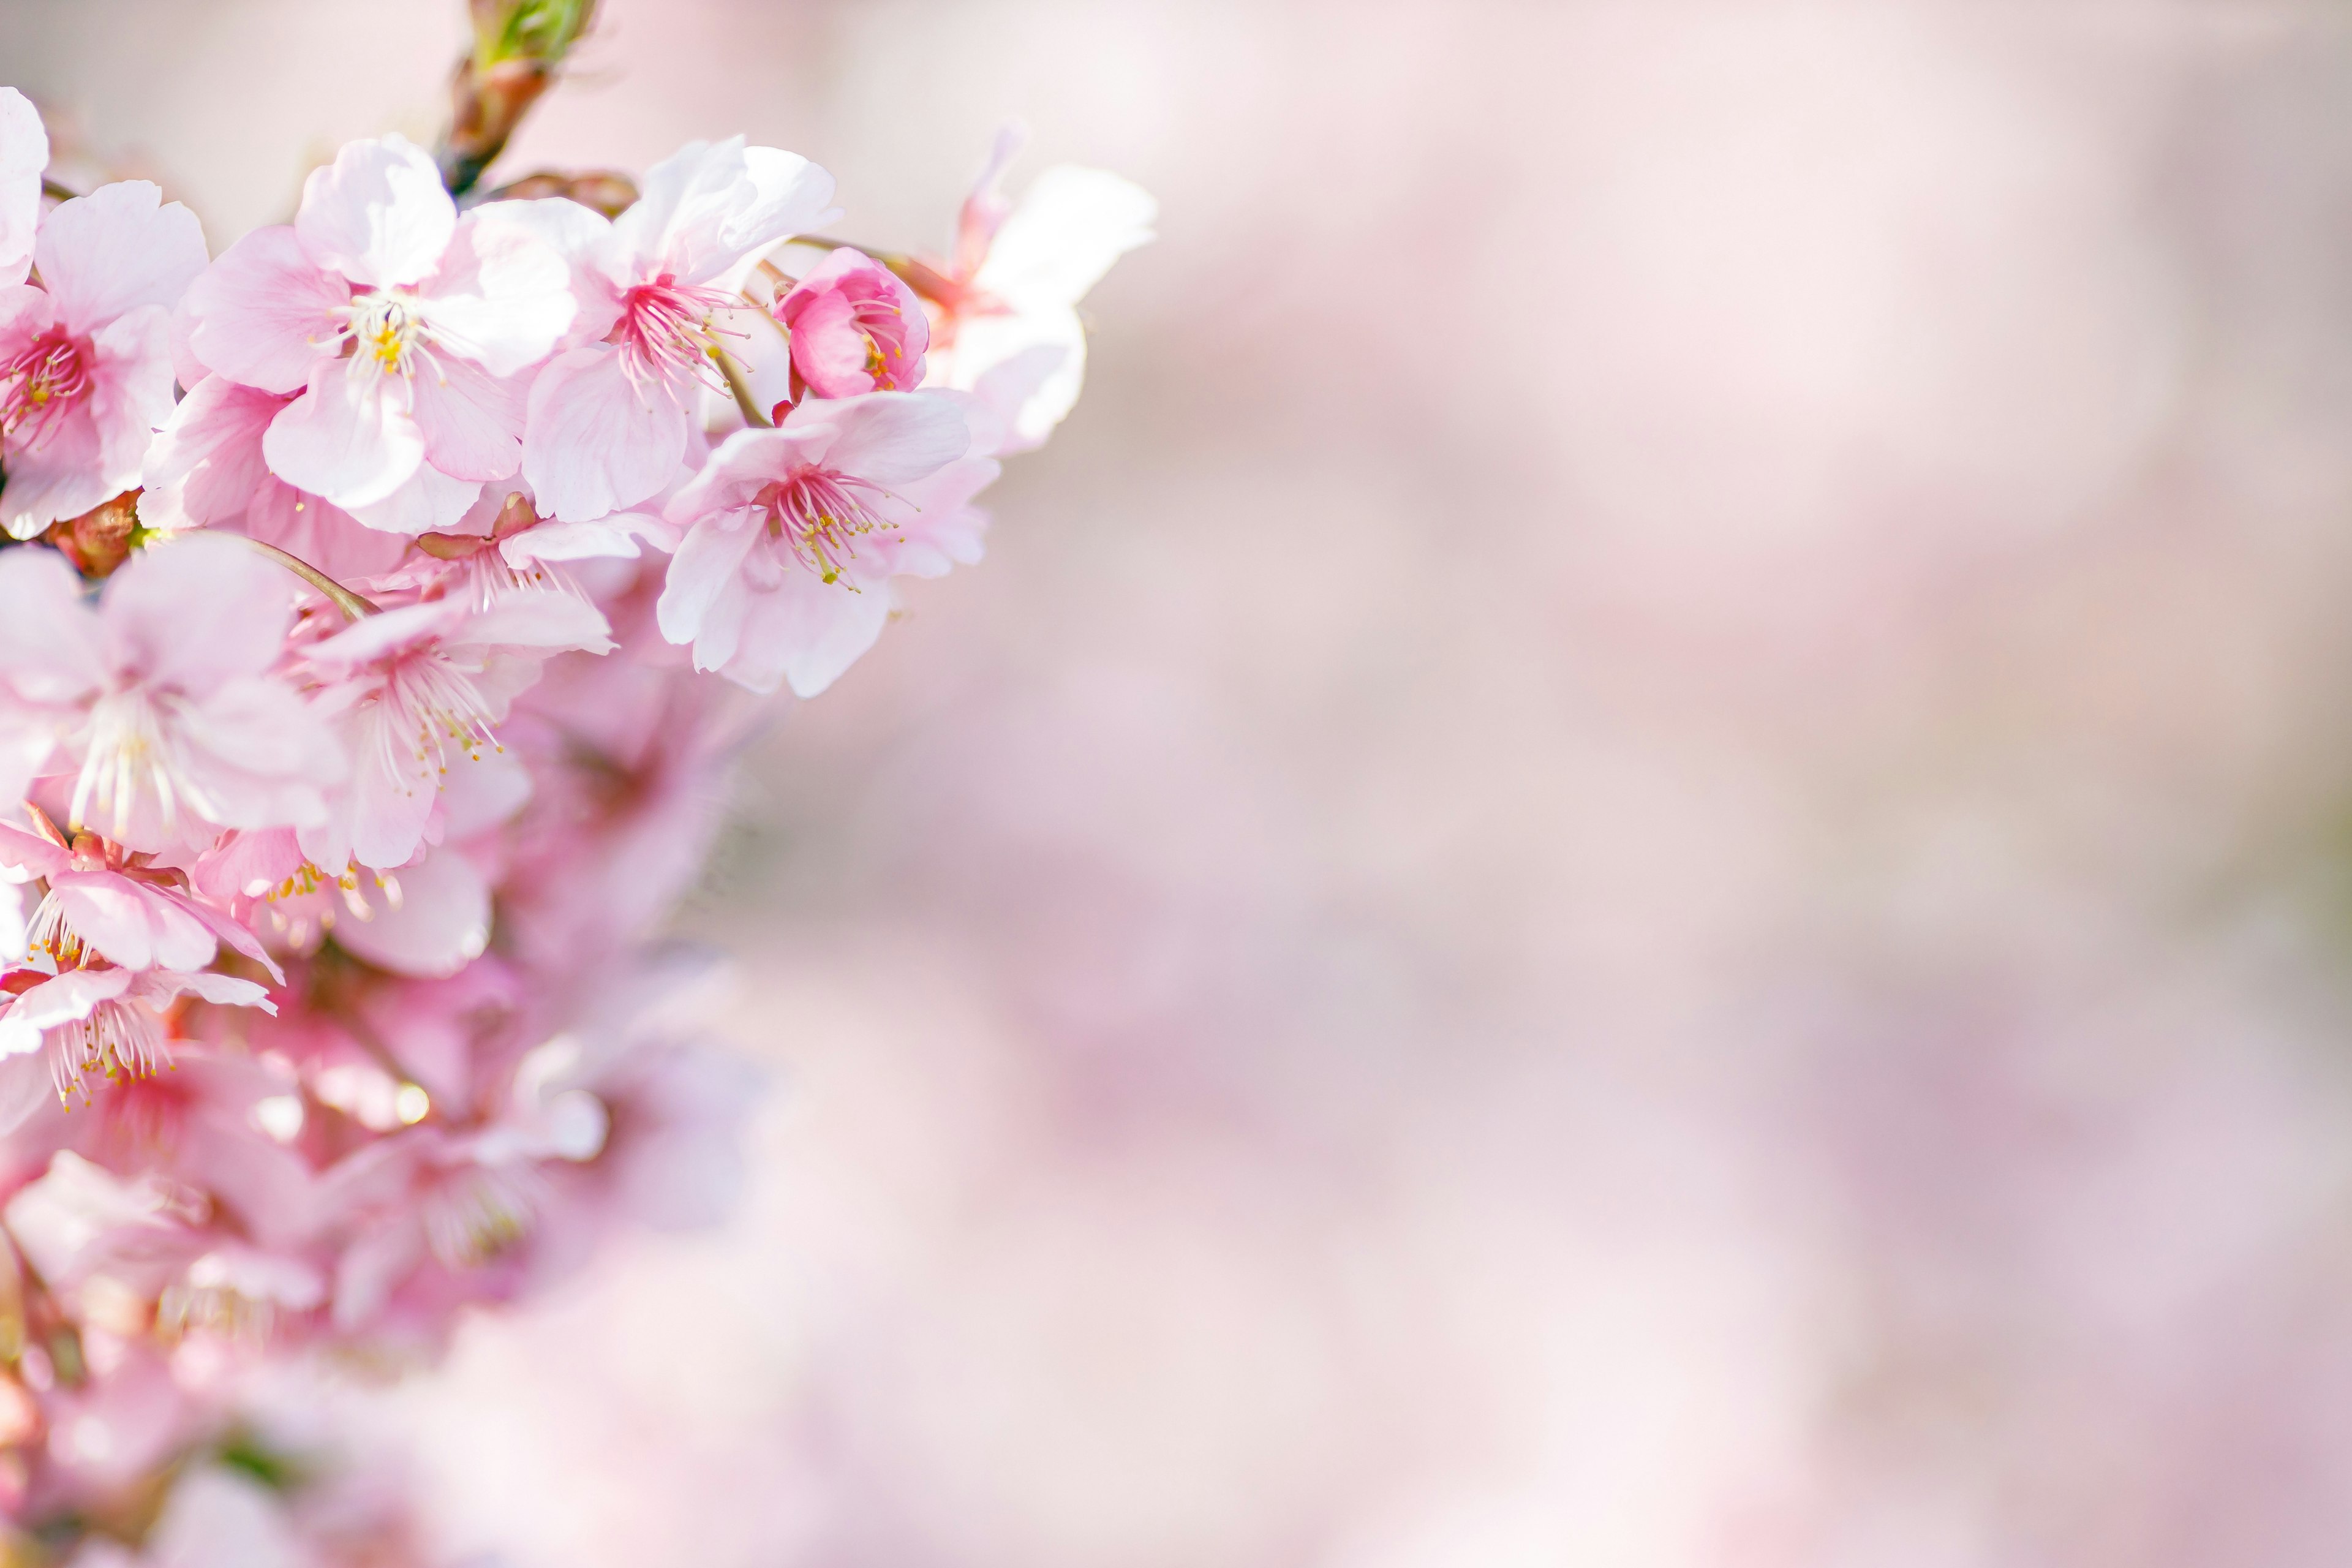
<box><xmin>149</xmin><ymin>529</ymin><xmax>378</xmax><ymax>619</ymax></box>
<box><xmin>709</xmin><ymin>345</ymin><xmax>772</xmax><ymax>429</ymax></box>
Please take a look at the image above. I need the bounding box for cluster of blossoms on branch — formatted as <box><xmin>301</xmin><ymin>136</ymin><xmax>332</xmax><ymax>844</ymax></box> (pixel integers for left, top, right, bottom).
<box><xmin>0</xmin><ymin>59</ymin><xmax>1150</xmax><ymax>1564</ymax></box>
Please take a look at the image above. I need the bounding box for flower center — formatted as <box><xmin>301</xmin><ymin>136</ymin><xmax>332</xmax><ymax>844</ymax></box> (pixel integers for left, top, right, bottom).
<box><xmin>53</xmin><ymin>998</ymin><xmax>172</xmax><ymax>1109</ymax></box>
<box><xmin>375</xmin><ymin>651</ymin><xmax>501</xmax><ymax>796</ymax></box>
<box><xmin>0</xmin><ymin>328</ymin><xmax>91</xmax><ymax>448</ymax></box>
<box><xmin>329</xmin><ymin>290</ymin><xmax>440</xmax><ymax>385</ymax></box>
<box><xmin>612</xmin><ymin>274</ymin><xmax>738</xmax><ymax>394</ymax></box>
<box><xmin>755</xmin><ymin>466</ymin><xmax>898</xmax><ymax>587</ymax></box>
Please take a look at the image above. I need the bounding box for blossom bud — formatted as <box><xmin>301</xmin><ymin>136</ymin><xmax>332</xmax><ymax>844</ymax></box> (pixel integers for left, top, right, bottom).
<box><xmin>775</xmin><ymin>247</ymin><xmax>931</xmax><ymax>401</ymax></box>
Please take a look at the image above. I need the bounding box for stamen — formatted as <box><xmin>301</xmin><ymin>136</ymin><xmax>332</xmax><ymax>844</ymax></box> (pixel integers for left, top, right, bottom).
<box><xmin>0</xmin><ymin>329</ymin><xmax>91</xmax><ymax>450</ymax></box>
<box><xmin>755</xmin><ymin>466</ymin><xmax>904</xmax><ymax>587</ymax></box>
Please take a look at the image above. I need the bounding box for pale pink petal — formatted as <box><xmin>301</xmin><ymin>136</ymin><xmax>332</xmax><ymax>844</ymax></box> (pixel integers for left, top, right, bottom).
<box><xmin>0</xmin><ymin>1053</ymin><xmax>48</xmax><ymax>1136</ymax></box>
<box><xmin>0</xmin><ymin>88</ymin><xmax>47</xmax><ymax>290</ymax></box>
<box><xmin>946</xmin><ymin>304</ymin><xmax>1088</xmax><ymax>450</ymax></box>
<box><xmin>184</xmin><ymin>225</ymin><xmax>349</xmax><ymax>394</ymax></box>
<box><xmin>0</xmin><ymin>822</ymin><xmax>66</xmax><ymax>878</ymax></box>
<box><xmin>345</xmin><ymin>459</ymin><xmax>483</xmax><ymax>537</ymax></box>
<box><xmin>655</xmin><ymin>512</ymin><xmax>759</xmax><ymax>647</ymax></box>
<box><xmin>85</xmin><ymin>304</ymin><xmax>179</xmax><ymax>491</ymax></box>
<box><xmin>0</xmin><ymin>394</ymin><xmax>104</xmax><ymax>537</ymax></box>
<box><xmin>34</xmin><ymin>181</ymin><xmax>209</xmax><ymax>334</ymax></box>
<box><xmin>141</xmin><ymin>374</ymin><xmax>281</xmax><ymax>524</ymax></box>
<box><xmin>243</xmin><ymin>478</ymin><xmax>409</xmax><ymax>579</ymax></box>
<box><xmin>263</xmin><ymin>357</ymin><xmax>424</xmax><ymax>508</ymax></box>
<box><xmin>170</xmin><ymin>673</ymin><xmax>344</xmax><ymax>831</ymax></box>
<box><xmin>0</xmin><ymin>281</ymin><xmax>53</xmax><ymax>353</ymax></box>
<box><xmin>48</xmin><ymin>876</ymin><xmax>216</xmax><ymax>972</ymax></box>
<box><xmin>0</xmin><ymin>543</ymin><xmax>103</xmax><ymax>704</ymax></box>
<box><xmin>409</xmin><ymin>351</ymin><xmax>524</xmax><ymax>481</ymax></box>
<box><xmin>100</xmin><ymin>530</ymin><xmax>291</xmax><ymax>695</ymax></box>
<box><xmin>973</xmin><ymin>164</ymin><xmax>1157</xmax><ymax>311</ymax></box>
<box><xmin>521</xmin><ymin>344</ymin><xmax>691</xmax><ymax>521</ymax></box>
<box><xmin>456</xmin><ymin>592</ymin><xmax>614</xmax><ymax>656</ymax></box>
<box><xmin>418</xmin><ymin>208</ymin><xmax>575</xmax><ymax>375</ymax></box>
<box><xmin>331</xmin><ymin>845</ymin><xmax>490</xmax><ymax>978</ymax></box>
<box><xmin>879</xmin><ymin>454</ymin><xmax>998</xmax><ymax>577</ymax></box>
<box><xmin>472</xmin><ymin>195</ymin><xmax>622</xmax><ymax>345</ymax></box>
<box><xmin>733</xmin><ymin>565</ymin><xmax>894</xmax><ymax>697</ymax></box>
<box><xmin>293</xmin><ymin>134</ymin><xmax>454</xmax><ymax>290</ymax></box>
<box><xmin>801</xmin><ymin>390</ymin><xmax>971</xmax><ymax>484</ymax></box>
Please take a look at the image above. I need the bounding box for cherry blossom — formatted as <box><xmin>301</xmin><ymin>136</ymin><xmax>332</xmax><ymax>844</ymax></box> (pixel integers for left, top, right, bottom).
<box><xmin>299</xmin><ymin>587</ymin><xmax>611</xmax><ymax>875</ymax></box>
<box><xmin>181</xmin><ymin>135</ymin><xmax>572</xmax><ymax>513</ymax></box>
<box><xmin>0</xmin><ymin>181</ymin><xmax>209</xmax><ymax>535</ymax></box>
<box><xmin>924</xmin><ymin>131</ymin><xmax>1156</xmax><ymax>452</ymax></box>
<box><xmin>0</xmin><ymin>535</ymin><xmax>342</xmax><ymax>853</ymax></box>
<box><xmin>657</xmin><ymin>390</ymin><xmax>994</xmax><ymax>695</ymax></box>
<box><xmin>774</xmin><ymin>244</ymin><xmax>930</xmax><ymax>401</ymax></box>
<box><xmin>517</xmin><ymin>137</ymin><xmax>839</xmax><ymax>522</ymax></box>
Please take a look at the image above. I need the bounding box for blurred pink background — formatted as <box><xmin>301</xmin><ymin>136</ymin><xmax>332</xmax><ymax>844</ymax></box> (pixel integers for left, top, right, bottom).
<box><xmin>14</xmin><ymin>1</ymin><xmax>2352</xmax><ymax>1562</ymax></box>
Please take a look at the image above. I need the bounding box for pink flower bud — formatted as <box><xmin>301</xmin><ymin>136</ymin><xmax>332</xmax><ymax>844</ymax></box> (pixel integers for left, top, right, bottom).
<box><xmin>775</xmin><ymin>247</ymin><xmax>930</xmax><ymax>400</ymax></box>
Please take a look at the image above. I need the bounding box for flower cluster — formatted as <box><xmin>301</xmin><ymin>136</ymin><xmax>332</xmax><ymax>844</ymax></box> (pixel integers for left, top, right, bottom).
<box><xmin>0</xmin><ymin>77</ymin><xmax>1149</xmax><ymax>1559</ymax></box>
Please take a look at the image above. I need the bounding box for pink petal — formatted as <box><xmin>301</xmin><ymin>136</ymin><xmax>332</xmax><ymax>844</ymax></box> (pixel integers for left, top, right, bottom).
<box><xmin>86</xmin><ymin>304</ymin><xmax>180</xmax><ymax>490</ymax></box>
<box><xmin>100</xmin><ymin>530</ymin><xmax>292</xmax><ymax>695</ymax></box>
<box><xmin>0</xmin><ymin>544</ymin><xmax>103</xmax><ymax>704</ymax></box>
<box><xmin>345</xmin><ymin>460</ymin><xmax>483</xmax><ymax>537</ymax></box>
<box><xmin>263</xmin><ymin>357</ymin><xmax>424</xmax><ymax>509</ymax></box>
<box><xmin>803</xmin><ymin>390</ymin><xmax>971</xmax><ymax>484</ymax></box>
<box><xmin>0</xmin><ymin>88</ymin><xmax>47</xmax><ymax>290</ymax></box>
<box><xmin>331</xmin><ymin>846</ymin><xmax>490</xmax><ymax>979</ymax></box>
<box><xmin>733</xmin><ymin>564</ymin><xmax>894</xmax><ymax>697</ymax></box>
<box><xmin>184</xmin><ymin>225</ymin><xmax>349</xmax><ymax>395</ymax></box>
<box><xmin>0</xmin><ymin>396</ymin><xmax>106</xmax><ymax>538</ymax></box>
<box><xmin>419</xmin><ymin>209</ymin><xmax>576</xmax><ymax>376</ymax></box>
<box><xmin>293</xmin><ymin>134</ymin><xmax>454</xmax><ymax>290</ymax></box>
<box><xmin>521</xmin><ymin>344</ymin><xmax>691</xmax><ymax>522</ymax></box>
<box><xmin>141</xmin><ymin>374</ymin><xmax>282</xmax><ymax>524</ymax></box>
<box><xmin>409</xmin><ymin>352</ymin><xmax>524</xmax><ymax>481</ymax></box>
<box><xmin>50</xmin><ymin>876</ymin><xmax>216</xmax><ymax>973</ymax></box>
<box><xmin>655</xmin><ymin>513</ymin><xmax>759</xmax><ymax>648</ymax></box>
<box><xmin>34</xmin><ymin>181</ymin><xmax>209</xmax><ymax>335</ymax></box>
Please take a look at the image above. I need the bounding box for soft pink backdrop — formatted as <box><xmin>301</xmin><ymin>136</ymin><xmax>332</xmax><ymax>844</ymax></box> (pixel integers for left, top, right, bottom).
<box><xmin>13</xmin><ymin>2</ymin><xmax>2352</xmax><ymax>1563</ymax></box>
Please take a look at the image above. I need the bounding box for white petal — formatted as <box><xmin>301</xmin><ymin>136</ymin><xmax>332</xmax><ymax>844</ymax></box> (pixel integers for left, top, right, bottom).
<box><xmin>294</xmin><ymin>134</ymin><xmax>455</xmax><ymax>289</ymax></box>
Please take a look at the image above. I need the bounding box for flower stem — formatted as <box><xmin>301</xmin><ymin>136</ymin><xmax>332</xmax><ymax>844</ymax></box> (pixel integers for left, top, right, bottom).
<box><xmin>709</xmin><ymin>344</ymin><xmax>773</xmax><ymax>429</ymax></box>
<box><xmin>143</xmin><ymin>528</ymin><xmax>378</xmax><ymax>620</ymax></box>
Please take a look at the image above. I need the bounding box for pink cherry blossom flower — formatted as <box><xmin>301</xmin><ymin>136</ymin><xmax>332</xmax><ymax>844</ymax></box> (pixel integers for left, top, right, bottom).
<box><xmin>516</xmin><ymin>137</ymin><xmax>840</xmax><ymax>522</ymax></box>
<box><xmin>140</xmin><ymin>375</ymin><xmax>463</xmax><ymax>578</ymax></box>
<box><xmin>774</xmin><ymin>245</ymin><xmax>929</xmax><ymax>401</ymax></box>
<box><xmin>0</xmin><ymin>965</ymin><xmax>274</xmax><ymax>1124</ymax></box>
<box><xmin>0</xmin><ymin>536</ymin><xmax>343</xmax><ymax>853</ymax></box>
<box><xmin>0</xmin><ymin>181</ymin><xmax>208</xmax><ymax>535</ymax></box>
<box><xmin>656</xmin><ymin>390</ymin><xmax>993</xmax><ymax>695</ymax></box>
<box><xmin>0</xmin><ymin>86</ymin><xmax>45</xmax><ymax>290</ymax></box>
<box><xmin>299</xmin><ymin>589</ymin><xmax>611</xmax><ymax>874</ymax></box>
<box><xmin>182</xmin><ymin>134</ymin><xmax>573</xmax><ymax>513</ymax></box>
<box><xmin>0</xmin><ymin>813</ymin><xmax>279</xmax><ymax>981</ymax></box>
<box><xmin>924</xmin><ymin>130</ymin><xmax>1155</xmax><ymax>452</ymax></box>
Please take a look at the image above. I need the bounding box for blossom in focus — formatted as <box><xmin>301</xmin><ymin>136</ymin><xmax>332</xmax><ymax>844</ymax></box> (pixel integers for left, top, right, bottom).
<box><xmin>775</xmin><ymin>245</ymin><xmax>929</xmax><ymax>401</ymax></box>
<box><xmin>0</xmin><ymin>86</ymin><xmax>45</xmax><ymax>290</ymax></box>
<box><xmin>299</xmin><ymin>588</ymin><xmax>612</xmax><ymax>875</ymax></box>
<box><xmin>924</xmin><ymin>129</ymin><xmax>1156</xmax><ymax>452</ymax></box>
<box><xmin>182</xmin><ymin>134</ymin><xmax>573</xmax><ymax>514</ymax></box>
<box><xmin>656</xmin><ymin>390</ymin><xmax>993</xmax><ymax>695</ymax></box>
<box><xmin>0</xmin><ymin>965</ymin><xmax>273</xmax><ymax>1126</ymax></box>
<box><xmin>518</xmin><ymin>137</ymin><xmax>839</xmax><ymax>522</ymax></box>
<box><xmin>0</xmin><ymin>812</ymin><xmax>279</xmax><ymax>980</ymax></box>
<box><xmin>0</xmin><ymin>536</ymin><xmax>342</xmax><ymax>853</ymax></box>
<box><xmin>0</xmin><ymin>181</ymin><xmax>208</xmax><ymax>536</ymax></box>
